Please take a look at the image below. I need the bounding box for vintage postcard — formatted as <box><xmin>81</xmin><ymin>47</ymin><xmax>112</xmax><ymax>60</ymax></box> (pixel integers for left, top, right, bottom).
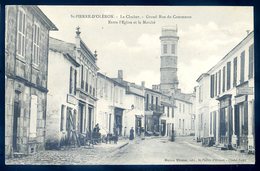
<box><xmin>5</xmin><ymin>5</ymin><xmax>254</xmax><ymax>165</ymax></box>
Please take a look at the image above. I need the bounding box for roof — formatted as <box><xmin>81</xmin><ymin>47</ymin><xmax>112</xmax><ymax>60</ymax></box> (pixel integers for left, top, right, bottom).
<box><xmin>207</xmin><ymin>31</ymin><xmax>254</xmax><ymax>74</ymax></box>
<box><xmin>49</xmin><ymin>37</ymin><xmax>76</xmax><ymax>58</ymax></box>
<box><xmin>30</xmin><ymin>6</ymin><xmax>58</xmax><ymax>31</ymax></box>
<box><xmin>174</xmin><ymin>92</ymin><xmax>193</xmax><ymax>104</ymax></box>
<box><xmin>97</xmin><ymin>72</ymin><xmax>125</xmax><ymax>88</ymax></box>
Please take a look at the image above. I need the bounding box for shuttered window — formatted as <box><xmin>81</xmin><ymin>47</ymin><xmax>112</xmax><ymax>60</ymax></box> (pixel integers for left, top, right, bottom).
<box><xmin>17</xmin><ymin>9</ymin><xmax>26</xmax><ymax>58</ymax></box>
<box><xmin>227</xmin><ymin>61</ymin><xmax>231</xmax><ymax>90</ymax></box>
<box><xmin>69</xmin><ymin>67</ymin><xmax>73</xmax><ymax>94</ymax></box>
<box><xmin>240</xmin><ymin>51</ymin><xmax>245</xmax><ymax>83</ymax></box>
<box><xmin>222</xmin><ymin>66</ymin><xmax>226</xmax><ymax>93</ymax></box>
<box><xmin>233</xmin><ymin>57</ymin><xmax>237</xmax><ymax>87</ymax></box>
<box><xmin>249</xmin><ymin>44</ymin><xmax>254</xmax><ymax>79</ymax></box>
<box><xmin>32</xmin><ymin>23</ymin><xmax>40</xmax><ymax>65</ymax></box>
<box><xmin>218</xmin><ymin>70</ymin><xmax>221</xmax><ymax>94</ymax></box>
<box><xmin>210</xmin><ymin>75</ymin><xmax>214</xmax><ymax>98</ymax></box>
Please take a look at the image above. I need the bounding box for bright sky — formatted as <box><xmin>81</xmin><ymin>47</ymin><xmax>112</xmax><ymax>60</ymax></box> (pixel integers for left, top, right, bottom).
<box><xmin>39</xmin><ymin>6</ymin><xmax>253</xmax><ymax>93</ymax></box>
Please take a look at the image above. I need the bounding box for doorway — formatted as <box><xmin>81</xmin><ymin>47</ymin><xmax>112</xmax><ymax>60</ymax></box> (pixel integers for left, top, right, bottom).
<box><xmin>88</xmin><ymin>106</ymin><xmax>93</xmax><ymax>133</ymax></box>
<box><xmin>135</xmin><ymin>116</ymin><xmax>142</xmax><ymax>136</ymax></box>
<box><xmin>161</xmin><ymin>120</ymin><xmax>166</xmax><ymax>136</ymax></box>
<box><xmin>13</xmin><ymin>92</ymin><xmax>20</xmax><ymax>152</ymax></box>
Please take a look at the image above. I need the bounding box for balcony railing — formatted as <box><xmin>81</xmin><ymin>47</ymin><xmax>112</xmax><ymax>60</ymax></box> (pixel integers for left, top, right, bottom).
<box><xmin>146</xmin><ymin>104</ymin><xmax>164</xmax><ymax>113</ymax></box>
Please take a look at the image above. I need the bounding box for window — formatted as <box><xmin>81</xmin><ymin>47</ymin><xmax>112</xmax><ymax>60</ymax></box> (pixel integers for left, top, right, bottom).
<box><xmin>17</xmin><ymin>9</ymin><xmax>26</xmax><ymax>57</ymax></box>
<box><xmin>171</xmin><ymin>44</ymin><xmax>175</xmax><ymax>54</ymax></box>
<box><xmin>199</xmin><ymin>85</ymin><xmax>203</xmax><ymax>102</ymax></box>
<box><xmin>155</xmin><ymin>97</ymin><xmax>158</xmax><ymax>110</ymax></box>
<box><xmin>74</xmin><ymin>69</ymin><xmax>77</xmax><ymax>95</ymax></box>
<box><xmin>81</xmin><ymin>65</ymin><xmax>84</xmax><ymax>89</ymax></box>
<box><xmin>179</xmin><ymin>103</ymin><xmax>181</xmax><ymax>113</ymax></box>
<box><xmin>151</xmin><ymin>96</ymin><xmax>154</xmax><ymax>110</ymax></box>
<box><xmin>249</xmin><ymin>44</ymin><xmax>254</xmax><ymax>79</ymax></box>
<box><xmin>69</xmin><ymin>67</ymin><xmax>73</xmax><ymax>94</ymax></box>
<box><xmin>179</xmin><ymin>119</ymin><xmax>181</xmax><ymax>128</ymax></box>
<box><xmin>167</xmin><ymin>106</ymin><xmax>169</xmax><ymax>117</ymax></box>
<box><xmin>120</xmin><ymin>89</ymin><xmax>123</xmax><ymax>104</ymax></box>
<box><xmin>29</xmin><ymin>95</ymin><xmax>38</xmax><ymax>138</ymax></box>
<box><xmin>215</xmin><ymin>73</ymin><xmax>218</xmax><ymax>96</ymax></box>
<box><xmin>227</xmin><ymin>61</ymin><xmax>231</xmax><ymax>90</ymax></box>
<box><xmin>233</xmin><ymin>57</ymin><xmax>237</xmax><ymax>87</ymax></box>
<box><xmin>69</xmin><ymin>67</ymin><xmax>77</xmax><ymax>95</ymax></box>
<box><xmin>163</xmin><ymin>44</ymin><xmax>167</xmax><ymax>54</ymax></box>
<box><xmin>218</xmin><ymin>70</ymin><xmax>221</xmax><ymax>94</ymax></box>
<box><xmin>146</xmin><ymin>94</ymin><xmax>149</xmax><ymax>110</ymax></box>
<box><xmin>32</xmin><ymin>23</ymin><xmax>40</xmax><ymax>65</ymax></box>
<box><xmin>85</xmin><ymin>68</ymin><xmax>88</xmax><ymax>92</ymax></box>
<box><xmin>60</xmin><ymin>105</ymin><xmax>65</xmax><ymax>131</ymax></box>
<box><xmin>183</xmin><ymin>104</ymin><xmax>185</xmax><ymax>113</ymax></box>
<box><xmin>222</xmin><ymin>66</ymin><xmax>226</xmax><ymax>93</ymax></box>
<box><xmin>172</xmin><ymin>107</ymin><xmax>174</xmax><ymax>118</ymax></box>
<box><xmin>210</xmin><ymin>75</ymin><xmax>215</xmax><ymax>98</ymax></box>
<box><xmin>240</xmin><ymin>51</ymin><xmax>245</xmax><ymax>83</ymax></box>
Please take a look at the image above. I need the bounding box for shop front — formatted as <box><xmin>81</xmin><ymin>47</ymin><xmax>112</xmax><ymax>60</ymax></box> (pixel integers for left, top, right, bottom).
<box><xmin>217</xmin><ymin>94</ymin><xmax>232</xmax><ymax>149</ymax></box>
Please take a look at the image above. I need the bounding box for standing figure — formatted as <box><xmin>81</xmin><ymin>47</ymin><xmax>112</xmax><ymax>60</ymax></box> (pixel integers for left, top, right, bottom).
<box><xmin>129</xmin><ymin>127</ymin><xmax>134</xmax><ymax>140</ymax></box>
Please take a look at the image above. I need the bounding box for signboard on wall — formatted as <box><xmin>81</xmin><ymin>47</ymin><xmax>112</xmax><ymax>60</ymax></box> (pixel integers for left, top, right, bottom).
<box><xmin>237</xmin><ymin>87</ymin><xmax>254</xmax><ymax>95</ymax></box>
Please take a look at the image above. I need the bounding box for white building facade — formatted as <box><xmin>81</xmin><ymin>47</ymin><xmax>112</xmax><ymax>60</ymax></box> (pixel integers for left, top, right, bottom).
<box><xmin>195</xmin><ymin>31</ymin><xmax>254</xmax><ymax>152</ymax></box>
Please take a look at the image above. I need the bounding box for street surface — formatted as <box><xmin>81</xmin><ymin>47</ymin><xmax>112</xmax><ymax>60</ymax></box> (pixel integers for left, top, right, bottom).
<box><xmin>6</xmin><ymin>136</ymin><xmax>254</xmax><ymax>165</ymax></box>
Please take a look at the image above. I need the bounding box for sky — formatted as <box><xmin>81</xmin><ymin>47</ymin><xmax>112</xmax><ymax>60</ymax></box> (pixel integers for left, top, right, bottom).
<box><xmin>39</xmin><ymin>6</ymin><xmax>253</xmax><ymax>93</ymax></box>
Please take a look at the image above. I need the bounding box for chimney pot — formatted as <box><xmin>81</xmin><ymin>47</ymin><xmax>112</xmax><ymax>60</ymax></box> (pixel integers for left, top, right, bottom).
<box><xmin>118</xmin><ymin>70</ymin><xmax>123</xmax><ymax>80</ymax></box>
<box><xmin>141</xmin><ymin>81</ymin><xmax>145</xmax><ymax>87</ymax></box>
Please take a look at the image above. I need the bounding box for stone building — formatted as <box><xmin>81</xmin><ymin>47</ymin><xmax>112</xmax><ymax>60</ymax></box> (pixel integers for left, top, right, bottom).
<box><xmin>45</xmin><ymin>28</ymin><xmax>98</xmax><ymax>148</ymax></box>
<box><xmin>195</xmin><ymin>31</ymin><xmax>254</xmax><ymax>152</ymax></box>
<box><xmin>5</xmin><ymin>5</ymin><xmax>57</xmax><ymax>157</ymax></box>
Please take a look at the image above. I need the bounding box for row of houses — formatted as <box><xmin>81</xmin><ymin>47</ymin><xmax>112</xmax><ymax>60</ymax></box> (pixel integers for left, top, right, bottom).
<box><xmin>5</xmin><ymin>5</ymin><xmax>195</xmax><ymax>158</ymax></box>
<box><xmin>194</xmin><ymin>31</ymin><xmax>254</xmax><ymax>153</ymax></box>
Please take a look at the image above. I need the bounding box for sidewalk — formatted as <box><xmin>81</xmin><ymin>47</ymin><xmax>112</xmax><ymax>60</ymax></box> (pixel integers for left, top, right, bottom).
<box><xmin>5</xmin><ymin>139</ymin><xmax>130</xmax><ymax>165</ymax></box>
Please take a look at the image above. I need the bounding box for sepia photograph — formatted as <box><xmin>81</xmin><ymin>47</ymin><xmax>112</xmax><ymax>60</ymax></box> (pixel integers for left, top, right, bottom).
<box><xmin>4</xmin><ymin>5</ymin><xmax>254</xmax><ymax>165</ymax></box>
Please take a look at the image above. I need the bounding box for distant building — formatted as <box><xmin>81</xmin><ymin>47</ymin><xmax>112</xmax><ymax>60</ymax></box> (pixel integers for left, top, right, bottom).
<box><xmin>160</xmin><ymin>94</ymin><xmax>175</xmax><ymax>137</ymax></box>
<box><xmin>45</xmin><ymin>28</ymin><xmax>98</xmax><ymax>148</ymax></box>
<box><xmin>5</xmin><ymin>5</ymin><xmax>57</xmax><ymax>157</ymax></box>
<box><xmin>174</xmin><ymin>92</ymin><xmax>195</xmax><ymax>136</ymax></box>
<box><xmin>195</xmin><ymin>31</ymin><xmax>254</xmax><ymax>152</ymax></box>
<box><xmin>113</xmin><ymin>70</ymin><xmax>145</xmax><ymax>137</ymax></box>
<box><xmin>144</xmin><ymin>88</ymin><xmax>164</xmax><ymax>136</ymax></box>
<box><xmin>96</xmin><ymin>72</ymin><xmax>127</xmax><ymax>136</ymax></box>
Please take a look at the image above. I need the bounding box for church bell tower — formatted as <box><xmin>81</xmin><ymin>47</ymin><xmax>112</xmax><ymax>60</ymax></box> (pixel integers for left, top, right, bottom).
<box><xmin>160</xmin><ymin>26</ymin><xmax>179</xmax><ymax>95</ymax></box>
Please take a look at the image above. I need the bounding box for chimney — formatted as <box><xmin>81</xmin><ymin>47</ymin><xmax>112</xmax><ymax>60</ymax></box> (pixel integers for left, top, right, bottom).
<box><xmin>118</xmin><ymin>70</ymin><xmax>123</xmax><ymax>80</ymax></box>
<box><xmin>141</xmin><ymin>81</ymin><xmax>145</xmax><ymax>87</ymax></box>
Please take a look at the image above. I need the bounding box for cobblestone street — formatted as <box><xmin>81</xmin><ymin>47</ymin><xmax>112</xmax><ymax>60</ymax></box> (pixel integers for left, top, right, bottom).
<box><xmin>5</xmin><ymin>139</ymin><xmax>129</xmax><ymax>165</ymax></box>
<box><xmin>5</xmin><ymin>136</ymin><xmax>254</xmax><ymax>165</ymax></box>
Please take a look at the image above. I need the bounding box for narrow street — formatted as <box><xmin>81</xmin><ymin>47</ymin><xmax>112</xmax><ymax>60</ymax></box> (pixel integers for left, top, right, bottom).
<box><xmin>6</xmin><ymin>136</ymin><xmax>254</xmax><ymax>165</ymax></box>
<box><xmin>100</xmin><ymin>136</ymin><xmax>255</xmax><ymax>165</ymax></box>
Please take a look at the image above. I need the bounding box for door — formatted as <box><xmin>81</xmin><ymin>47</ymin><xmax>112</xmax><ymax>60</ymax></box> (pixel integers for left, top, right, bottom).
<box><xmin>135</xmin><ymin>117</ymin><xmax>142</xmax><ymax>136</ymax></box>
<box><xmin>88</xmin><ymin>107</ymin><xmax>92</xmax><ymax>133</ymax></box>
<box><xmin>161</xmin><ymin>120</ymin><xmax>166</xmax><ymax>136</ymax></box>
<box><xmin>13</xmin><ymin>101</ymin><xmax>20</xmax><ymax>152</ymax></box>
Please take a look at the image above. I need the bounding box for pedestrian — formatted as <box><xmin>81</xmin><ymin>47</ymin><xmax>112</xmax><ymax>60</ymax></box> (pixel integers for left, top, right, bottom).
<box><xmin>129</xmin><ymin>127</ymin><xmax>134</xmax><ymax>140</ymax></box>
